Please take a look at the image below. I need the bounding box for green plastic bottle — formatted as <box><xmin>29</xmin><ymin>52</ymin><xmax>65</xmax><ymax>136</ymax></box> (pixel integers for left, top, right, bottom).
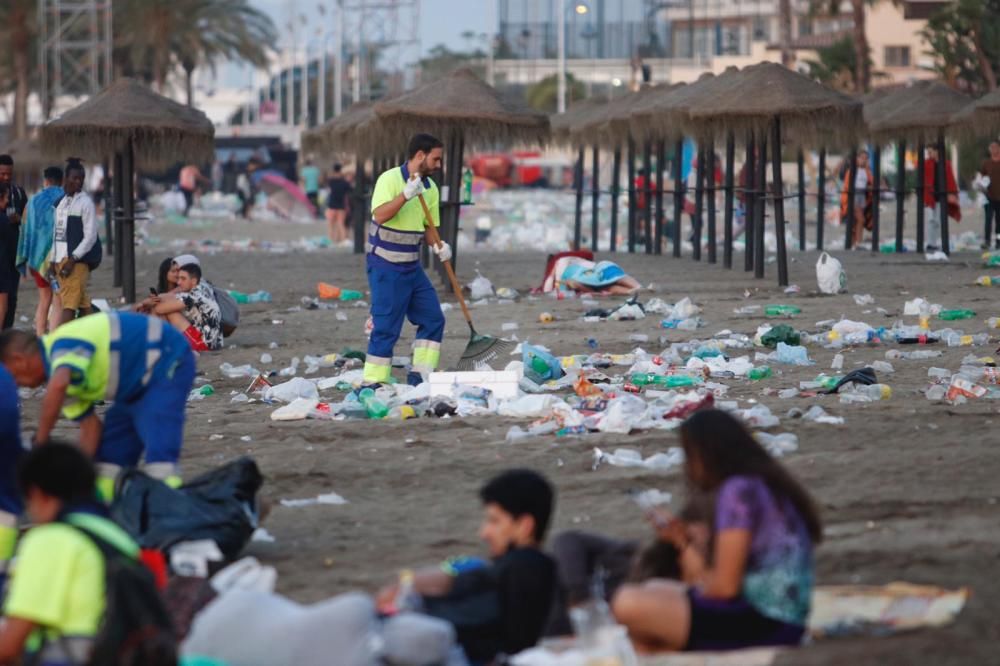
<box><xmin>339</xmin><ymin>289</ymin><xmax>364</xmax><ymax>301</ymax></box>
<box><xmin>199</xmin><ymin>384</ymin><xmax>215</xmax><ymax>396</ymax></box>
<box><xmin>938</xmin><ymin>309</ymin><xmax>976</xmax><ymax>321</ymax></box>
<box><xmin>814</xmin><ymin>374</ymin><xmax>841</xmax><ymax>390</ymax></box>
<box><xmin>747</xmin><ymin>367</ymin><xmax>772</xmax><ymax>381</ymax></box>
<box><xmin>358</xmin><ymin>388</ymin><xmax>389</xmax><ymax>419</ymax></box>
<box><xmin>461</xmin><ymin>167</ymin><xmax>474</xmax><ymax>204</ymax></box>
<box><xmin>765</xmin><ymin>305</ymin><xmax>802</xmax><ymax>317</ymax></box>
<box><xmin>629</xmin><ymin>373</ymin><xmax>699</xmax><ymax>387</ymax></box>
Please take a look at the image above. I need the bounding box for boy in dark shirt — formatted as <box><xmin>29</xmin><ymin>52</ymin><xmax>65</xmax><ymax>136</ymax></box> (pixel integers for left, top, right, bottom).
<box><xmin>378</xmin><ymin>469</ymin><xmax>557</xmax><ymax>664</ymax></box>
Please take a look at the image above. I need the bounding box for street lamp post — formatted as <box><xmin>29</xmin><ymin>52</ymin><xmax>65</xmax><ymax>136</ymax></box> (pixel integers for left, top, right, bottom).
<box><xmin>557</xmin><ymin>1</ymin><xmax>589</xmax><ymax>114</ymax></box>
<box><xmin>334</xmin><ymin>0</ymin><xmax>343</xmax><ymax>116</ymax></box>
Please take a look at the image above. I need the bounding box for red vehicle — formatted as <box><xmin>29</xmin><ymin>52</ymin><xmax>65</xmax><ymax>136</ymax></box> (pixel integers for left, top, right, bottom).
<box><xmin>468</xmin><ymin>151</ymin><xmax>552</xmax><ymax>187</ymax></box>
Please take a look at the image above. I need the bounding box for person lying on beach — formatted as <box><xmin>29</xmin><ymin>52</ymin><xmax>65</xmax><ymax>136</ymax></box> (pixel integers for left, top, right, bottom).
<box><xmin>541</xmin><ymin>255</ymin><xmax>641</xmax><ymax>296</ymax></box>
<box><xmin>376</xmin><ymin>469</ymin><xmax>558</xmax><ymax>664</ymax></box>
<box><xmin>611</xmin><ymin>409</ymin><xmax>822</xmax><ymax>654</ymax></box>
<box><xmin>148</xmin><ymin>263</ymin><xmax>223</xmax><ymax>352</ymax></box>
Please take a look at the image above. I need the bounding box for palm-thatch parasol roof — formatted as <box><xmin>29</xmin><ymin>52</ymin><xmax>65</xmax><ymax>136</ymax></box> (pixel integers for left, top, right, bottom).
<box><xmin>373</xmin><ymin>68</ymin><xmax>549</xmax><ymax>153</ymax></box>
<box><xmin>550</xmin><ymin>96</ymin><xmax>609</xmax><ymax>147</ymax></box>
<box><xmin>950</xmin><ymin>87</ymin><xmax>1000</xmax><ymax>139</ymax></box>
<box><xmin>684</xmin><ymin>62</ymin><xmax>863</xmax><ymax>146</ymax></box>
<box><xmin>2</xmin><ymin>137</ymin><xmax>51</xmax><ymax>173</ymax></box>
<box><xmin>584</xmin><ymin>84</ymin><xmax>677</xmax><ymax>148</ymax></box>
<box><xmin>302</xmin><ymin>102</ymin><xmax>379</xmax><ymax>155</ymax></box>
<box><xmin>40</xmin><ymin>77</ymin><xmax>214</xmax><ymax>169</ymax></box>
<box><xmin>868</xmin><ymin>80</ymin><xmax>970</xmax><ymax>142</ymax></box>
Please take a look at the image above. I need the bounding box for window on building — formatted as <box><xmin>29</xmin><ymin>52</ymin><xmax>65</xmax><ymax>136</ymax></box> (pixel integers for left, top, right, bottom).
<box><xmin>752</xmin><ymin>16</ymin><xmax>770</xmax><ymax>42</ymax></box>
<box><xmin>884</xmin><ymin>45</ymin><xmax>911</xmax><ymax>68</ymax></box>
<box><xmin>798</xmin><ymin>17</ymin><xmax>813</xmax><ymax>38</ymax></box>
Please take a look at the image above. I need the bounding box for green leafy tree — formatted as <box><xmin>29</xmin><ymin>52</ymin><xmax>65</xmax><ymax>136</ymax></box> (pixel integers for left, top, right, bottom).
<box><xmin>0</xmin><ymin>0</ymin><xmax>36</xmax><ymax>139</ymax></box>
<box><xmin>921</xmin><ymin>0</ymin><xmax>1000</xmax><ymax>93</ymax></box>
<box><xmin>805</xmin><ymin>37</ymin><xmax>871</xmax><ymax>92</ymax></box>
<box><xmin>418</xmin><ymin>44</ymin><xmax>485</xmax><ymax>83</ymax></box>
<box><xmin>526</xmin><ymin>73</ymin><xmax>586</xmax><ymax>113</ymax></box>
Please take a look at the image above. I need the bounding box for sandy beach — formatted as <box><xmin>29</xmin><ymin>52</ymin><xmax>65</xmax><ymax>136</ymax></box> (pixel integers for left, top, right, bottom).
<box><xmin>14</xmin><ymin>199</ymin><xmax>1000</xmax><ymax>665</ymax></box>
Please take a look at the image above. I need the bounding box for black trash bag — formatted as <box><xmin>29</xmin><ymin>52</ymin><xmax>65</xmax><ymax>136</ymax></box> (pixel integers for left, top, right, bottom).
<box><xmin>111</xmin><ymin>457</ymin><xmax>264</xmax><ymax>561</ymax></box>
<box><xmin>822</xmin><ymin>367</ymin><xmax>877</xmax><ymax>395</ymax></box>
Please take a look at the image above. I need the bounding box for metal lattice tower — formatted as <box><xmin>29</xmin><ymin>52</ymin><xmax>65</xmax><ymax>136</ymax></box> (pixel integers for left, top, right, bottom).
<box><xmin>342</xmin><ymin>0</ymin><xmax>422</xmax><ymax>100</ymax></box>
<box><xmin>38</xmin><ymin>0</ymin><xmax>113</xmax><ymax>117</ymax></box>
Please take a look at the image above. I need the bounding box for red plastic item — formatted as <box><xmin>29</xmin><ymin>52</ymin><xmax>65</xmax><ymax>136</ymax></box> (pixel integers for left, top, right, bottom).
<box><xmin>140</xmin><ymin>549</ymin><xmax>169</xmax><ymax>590</ymax></box>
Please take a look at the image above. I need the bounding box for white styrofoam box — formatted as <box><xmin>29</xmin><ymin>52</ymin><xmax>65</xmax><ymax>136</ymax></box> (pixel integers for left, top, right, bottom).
<box><xmin>429</xmin><ymin>370</ymin><xmax>520</xmax><ymax>399</ymax></box>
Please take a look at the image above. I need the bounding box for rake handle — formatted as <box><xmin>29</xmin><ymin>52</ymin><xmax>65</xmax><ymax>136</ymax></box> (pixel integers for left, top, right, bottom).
<box><xmin>416</xmin><ymin>193</ymin><xmax>474</xmax><ymax>329</ymax></box>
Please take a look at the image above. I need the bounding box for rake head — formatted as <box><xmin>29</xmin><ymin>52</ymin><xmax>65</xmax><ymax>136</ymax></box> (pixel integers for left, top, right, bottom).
<box><xmin>456</xmin><ymin>330</ymin><xmax>518</xmax><ymax>370</ymax></box>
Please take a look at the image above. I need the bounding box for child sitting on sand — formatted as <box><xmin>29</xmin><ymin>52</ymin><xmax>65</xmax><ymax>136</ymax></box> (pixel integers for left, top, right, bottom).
<box><xmin>377</xmin><ymin>469</ymin><xmax>558</xmax><ymax>664</ymax></box>
<box><xmin>612</xmin><ymin>409</ymin><xmax>822</xmax><ymax>653</ymax></box>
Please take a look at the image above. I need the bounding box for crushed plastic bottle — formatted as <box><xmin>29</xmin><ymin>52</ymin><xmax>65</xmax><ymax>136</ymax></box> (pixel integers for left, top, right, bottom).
<box><xmin>839</xmin><ymin>384</ymin><xmax>892</xmax><ymax>403</ymax></box>
<box><xmin>760</xmin><ymin>324</ymin><xmax>801</xmax><ymax>348</ymax></box>
<box><xmin>938</xmin><ymin>309</ymin><xmax>976</xmax><ymax>321</ymax></box>
<box><xmin>629</xmin><ymin>333</ymin><xmax>650</xmax><ymax>343</ymax></box>
<box><xmin>629</xmin><ymin>373</ymin><xmax>700</xmax><ymax>388</ymax></box>
<box><xmin>831</xmin><ymin>354</ymin><xmax>844</xmax><ymax>370</ymax></box>
<box><xmin>747</xmin><ymin>366</ymin><xmax>773</xmax><ymax>381</ymax></box>
<box><xmin>765</xmin><ymin>305</ymin><xmax>802</xmax><ymax>317</ymax></box>
<box><xmin>358</xmin><ymin>388</ymin><xmax>389</xmax><ymax>419</ymax></box>
<box><xmin>228</xmin><ymin>290</ymin><xmax>272</xmax><ymax>304</ymax></box>
<box><xmin>772</xmin><ymin>342</ymin><xmax>812</xmax><ymax>366</ymax></box>
<box><xmin>523</xmin><ymin>344</ymin><xmax>564</xmax><ymax>384</ymax></box>
<box><xmin>260</xmin><ymin>353</ymin><xmax>272</xmax><ymax>364</ymax></box>
<box><xmin>945</xmin><ymin>333</ymin><xmax>990</xmax><ymax>347</ymax></box>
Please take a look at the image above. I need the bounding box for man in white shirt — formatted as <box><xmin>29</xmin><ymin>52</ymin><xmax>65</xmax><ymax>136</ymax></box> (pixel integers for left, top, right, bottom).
<box><xmin>52</xmin><ymin>159</ymin><xmax>99</xmax><ymax>326</ymax></box>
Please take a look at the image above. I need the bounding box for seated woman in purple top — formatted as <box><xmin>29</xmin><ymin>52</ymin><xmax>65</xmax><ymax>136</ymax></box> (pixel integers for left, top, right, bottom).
<box><xmin>612</xmin><ymin>409</ymin><xmax>822</xmax><ymax>654</ymax></box>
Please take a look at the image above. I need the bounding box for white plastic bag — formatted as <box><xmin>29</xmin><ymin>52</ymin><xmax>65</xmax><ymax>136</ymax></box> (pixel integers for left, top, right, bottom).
<box><xmin>816</xmin><ymin>252</ymin><xmax>846</xmax><ymax>294</ymax></box>
<box><xmin>467</xmin><ymin>271</ymin><xmax>494</xmax><ymax>300</ymax></box>
<box><xmin>264</xmin><ymin>377</ymin><xmax>319</xmax><ymax>403</ymax></box>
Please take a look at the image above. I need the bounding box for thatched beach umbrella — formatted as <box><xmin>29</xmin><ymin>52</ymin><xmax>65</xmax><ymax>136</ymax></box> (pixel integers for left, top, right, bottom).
<box><xmin>951</xmin><ymin>88</ymin><xmax>1000</xmax><ymax>139</ymax></box>
<box><xmin>41</xmin><ymin>78</ymin><xmax>214</xmax><ymax>303</ymax></box>
<box><xmin>551</xmin><ymin>97</ymin><xmax>609</xmax><ymax>251</ymax></box>
<box><xmin>685</xmin><ymin>63</ymin><xmax>863</xmax><ymax>285</ymax></box>
<box><xmin>301</xmin><ymin>101</ymin><xmax>379</xmax><ymax>155</ymax></box>
<box><xmin>870</xmin><ymin>81</ymin><xmax>970</xmax><ymax>255</ymax></box>
<box><xmin>373</xmin><ymin>69</ymin><xmax>549</xmax><ymax>278</ymax></box>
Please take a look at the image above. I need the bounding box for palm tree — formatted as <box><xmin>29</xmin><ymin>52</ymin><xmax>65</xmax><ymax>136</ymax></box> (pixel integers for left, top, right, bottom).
<box><xmin>0</xmin><ymin>0</ymin><xmax>35</xmax><ymax>140</ymax></box>
<box><xmin>114</xmin><ymin>0</ymin><xmax>276</xmax><ymax>104</ymax></box>
<box><xmin>778</xmin><ymin>0</ymin><xmax>794</xmax><ymax>68</ymax></box>
<box><xmin>851</xmin><ymin>0</ymin><xmax>869</xmax><ymax>93</ymax></box>
<box><xmin>171</xmin><ymin>0</ymin><xmax>277</xmax><ymax>106</ymax></box>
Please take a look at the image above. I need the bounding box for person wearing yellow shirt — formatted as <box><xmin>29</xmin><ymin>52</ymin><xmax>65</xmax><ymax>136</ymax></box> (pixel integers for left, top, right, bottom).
<box><xmin>0</xmin><ymin>443</ymin><xmax>139</xmax><ymax>665</ymax></box>
<box><xmin>364</xmin><ymin>134</ymin><xmax>451</xmax><ymax>387</ymax></box>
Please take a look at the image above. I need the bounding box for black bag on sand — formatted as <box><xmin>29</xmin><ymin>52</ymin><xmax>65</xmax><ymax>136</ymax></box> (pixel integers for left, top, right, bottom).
<box><xmin>69</xmin><ymin>524</ymin><xmax>178</xmax><ymax>666</ymax></box>
<box><xmin>211</xmin><ymin>285</ymin><xmax>240</xmax><ymax>337</ymax></box>
<box><xmin>110</xmin><ymin>457</ymin><xmax>263</xmax><ymax>561</ymax></box>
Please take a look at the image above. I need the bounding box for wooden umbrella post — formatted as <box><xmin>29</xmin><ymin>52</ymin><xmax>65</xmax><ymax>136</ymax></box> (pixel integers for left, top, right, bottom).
<box><xmin>112</xmin><ymin>151</ymin><xmax>124</xmax><ymax>289</ymax></box>
<box><xmin>754</xmin><ymin>134</ymin><xmax>767</xmax><ymax>279</ymax></box>
<box><xmin>121</xmin><ymin>140</ymin><xmax>136</xmax><ymax>304</ymax></box>
<box><xmin>723</xmin><ymin>132</ymin><xmax>735</xmax><ymax>269</ymax></box>
<box><xmin>672</xmin><ymin>138</ymin><xmax>683</xmax><ymax>258</ymax></box>
<box><xmin>797</xmin><ymin>149</ymin><xmax>806</xmax><ymax>251</ymax></box>
<box><xmin>844</xmin><ymin>149</ymin><xmax>858</xmax><ymax>250</ymax></box>
<box><xmin>692</xmin><ymin>145</ymin><xmax>705</xmax><ymax>261</ymax></box>
<box><xmin>771</xmin><ymin>118</ymin><xmax>789</xmax><ymax>287</ymax></box>
<box><xmin>707</xmin><ymin>140</ymin><xmax>717</xmax><ymax>264</ymax></box>
<box><xmin>871</xmin><ymin>144</ymin><xmax>882</xmax><ymax>252</ymax></box>
<box><xmin>654</xmin><ymin>140</ymin><xmax>665</xmax><ymax>255</ymax></box>
<box><xmin>745</xmin><ymin>133</ymin><xmax>755</xmax><ymax>272</ymax></box>
<box><xmin>936</xmin><ymin>131</ymin><xmax>949</xmax><ymax>255</ymax></box>
<box><xmin>916</xmin><ymin>140</ymin><xmax>926</xmax><ymax>252</ymax></box>
<box><xmin>102</xmin><ymin>158</ymin><xmax>112</xmax><ymax>258</ymax></box>
<box><xmin>895</xmin><ymin>140</ymin><xmax>906</xmax><ymax>252</ymax></box>
<box><xmin>353</xmin><ymin>156</ymin><xmax>367</xmax><ymax>255</ymax></box>
<box><xmin>627</xmin><ymin>138</ymin><xmax>637</xmax><ymax>253</ymax></box>
<box><xmin>610</xmin><ymin>146</ymin><xmax>621</xmax><ymax>252</ymax></box>
<box><xmin>817</xmin><ymin>147</ymin><xmax>826</xmax><ymax>251</ymax></box>
<box><xmin>573</xmin><ymin>146</ymin><xmax>585</xmax><ymax>251</ymax></box>
<box><xmin>591</xmin><ymin>144</ymin><xmax>600</xmax><ymax>252</ymax></box>
<box><xmin>643</xmin><ymin>140</ymin><xmax>653</xmax><ymax>254</ymax></box>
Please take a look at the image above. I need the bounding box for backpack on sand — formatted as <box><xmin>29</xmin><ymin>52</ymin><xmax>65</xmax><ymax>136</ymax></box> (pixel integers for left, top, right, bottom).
<box><xmin>70</xmin><ymin>524</ymin><xmax>178</xmax><ymax>666</ymax></box>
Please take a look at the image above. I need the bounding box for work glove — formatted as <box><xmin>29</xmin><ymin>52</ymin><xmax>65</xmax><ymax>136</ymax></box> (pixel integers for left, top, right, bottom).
<box><xmin>403</xmin><ymin>174</ymin><xmax>425</xmax><ymax>201</ymax></box>
<box><xmin>432</xmin><ymin>241</ymin><xmax>452</xmax><ymax>263</ymax></box>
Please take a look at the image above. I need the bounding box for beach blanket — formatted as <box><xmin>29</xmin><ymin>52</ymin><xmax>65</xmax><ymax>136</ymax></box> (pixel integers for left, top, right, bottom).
<box><xmin>15</xmin><ymin>186</ymin><xmax>63</xmax><ymax>277</ymax></box>
<box><xmin>517</xmin><ymin>583</ymin><xmax>968</xmax><ymax>666</ymax></box>
<box><xmin>561</xmin><ymin>261</ymin><xmax>627</xmax><ymax>289</ymax></box>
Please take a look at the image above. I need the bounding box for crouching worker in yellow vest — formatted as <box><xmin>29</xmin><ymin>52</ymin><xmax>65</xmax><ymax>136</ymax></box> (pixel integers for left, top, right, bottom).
<box><xmin>364</xmin><ymin>133</ymin><xmax>450</xmax><ymax>387</ymax></box>
<box><xmin>0</xmin><ymin>311</ymin><xmax>196</xmax><ymax>499</ymax></box>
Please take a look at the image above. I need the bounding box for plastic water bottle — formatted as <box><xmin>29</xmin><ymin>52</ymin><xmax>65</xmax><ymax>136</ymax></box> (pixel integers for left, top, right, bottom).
<box><xmin>629</xmin><ymin>373</ymin><xmax>699</xmax><ymax>387</ymax></box>
<box><xmin>938</xmin><ymin>309</ymin><xmax>976</xmax><ymax>321</ymax></box>
<box><xmin>392</xmin><ymin>569</ymin><xmax>423</xmax><ymax>614</ymax></box>
<box><xmin>946</xmin><ymin>333</ymin><xmax>989</xmax><ymax>347</ymax></box>
<box><xmin>988</xmin><ymin>317</ymin><xmax>1000</xmax><ymax>329</ymax></box>
<box><xmin>765</xmin><ymin>305</ymin><xmax>802</xmax><ymax>317</ymax></box>
<box><xmin>358</xmin><ymin>388</ymin><xmax>388</xmax><ymax>419</ymax></box>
